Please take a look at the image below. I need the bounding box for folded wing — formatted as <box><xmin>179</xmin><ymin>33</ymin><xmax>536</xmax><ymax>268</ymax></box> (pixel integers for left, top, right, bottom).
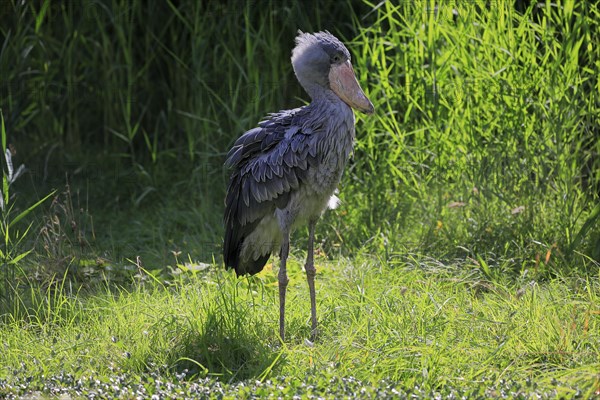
<box><xmin>223</xmin><ymin>107</ymin><xmax>319</xmax><ymax>275</ymax></box>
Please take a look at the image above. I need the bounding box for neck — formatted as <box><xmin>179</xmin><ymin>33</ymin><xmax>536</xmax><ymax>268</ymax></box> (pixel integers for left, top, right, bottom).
<box><xmin>303</xmin><ymin>83</ymin><xmax>349</xmax><ymax>112</ymax></box>
<box><xmin>301</xmin><ymin>87</ymin><xmax>354</xmax><ymax>133</ymax></box>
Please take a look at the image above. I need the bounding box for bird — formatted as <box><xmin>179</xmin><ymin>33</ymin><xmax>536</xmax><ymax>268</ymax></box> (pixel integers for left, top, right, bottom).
<box><xmin>223</xmin><ymin>31</ymin><xmax>374</xmax><ymax>341</ymax></box>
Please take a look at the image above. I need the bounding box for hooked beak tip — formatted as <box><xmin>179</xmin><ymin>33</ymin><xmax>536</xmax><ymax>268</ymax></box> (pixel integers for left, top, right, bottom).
<box><xmin>361</xmin><ymin>101</ymin><xmax>375</xmax><ymax>115</ymax></box>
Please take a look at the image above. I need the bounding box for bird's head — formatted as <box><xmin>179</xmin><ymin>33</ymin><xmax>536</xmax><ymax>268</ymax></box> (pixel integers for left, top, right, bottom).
<box><xmin>291</xmin><ymin>31</ymin><xmax>374</xmax><ymax>115</ymax></box>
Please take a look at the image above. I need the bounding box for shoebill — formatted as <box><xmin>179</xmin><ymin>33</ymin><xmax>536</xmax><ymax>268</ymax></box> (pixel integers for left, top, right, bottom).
<box><xmin>223</xmin><ymin>31</ymin><xmax>374</xmax><ymax>340</ymax></box>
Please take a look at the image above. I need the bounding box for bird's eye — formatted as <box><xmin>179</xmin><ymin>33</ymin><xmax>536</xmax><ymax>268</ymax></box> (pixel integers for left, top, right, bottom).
<box><xmin>332</xmin><ymin>54</ymin><xmax>342</xmax><ymax>63</ymax></box>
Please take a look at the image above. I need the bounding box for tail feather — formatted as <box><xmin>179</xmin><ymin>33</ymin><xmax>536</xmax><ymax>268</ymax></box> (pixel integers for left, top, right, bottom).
<box><xmin>223</xmin><ymin>220</ymin><xmax>271</xmax><ymax>276</ymax></box>
<box><xmin>223</xmin><ymin>173</ymin><xmax>271</xmax><ymax>276</ymax></box>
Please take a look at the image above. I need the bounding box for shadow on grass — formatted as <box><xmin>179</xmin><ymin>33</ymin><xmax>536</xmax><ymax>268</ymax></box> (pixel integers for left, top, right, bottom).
<box><xmin>165</xmin><ymin>293</ymin><xmax>282</xmax><ymax>383</ymax></box>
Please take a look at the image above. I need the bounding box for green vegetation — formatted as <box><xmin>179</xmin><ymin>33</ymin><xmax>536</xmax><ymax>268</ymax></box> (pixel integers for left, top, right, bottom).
<box><xmin>0</xmin><ymin>0</ymin><xmax>598</xmax><ymax>397</ymax></box>
<box><xmin>1</xmin><ymin>259</ymin><xmax>599</xmax><ymax>397</ymax></box>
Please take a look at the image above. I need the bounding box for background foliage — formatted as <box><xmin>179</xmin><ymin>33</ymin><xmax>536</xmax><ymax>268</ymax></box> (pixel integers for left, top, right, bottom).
<box><xmin>0</xmin><ymin>0</ymin><xmax>598</xmax><ymax>282</ymax></box>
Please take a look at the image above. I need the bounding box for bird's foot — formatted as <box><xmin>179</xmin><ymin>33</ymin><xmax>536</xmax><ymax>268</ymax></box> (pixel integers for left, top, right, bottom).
<box><xmin>309</xmin><ymin>326</ymin><xmax>319</xmax><ymax>342</ymax></box>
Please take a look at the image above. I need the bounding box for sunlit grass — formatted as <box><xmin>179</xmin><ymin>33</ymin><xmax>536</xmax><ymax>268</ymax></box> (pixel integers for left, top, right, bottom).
<box><xmin>1</xmin><ymin>255</ymin><xmax>598</xmax><ymax>397</ymax></box>
<box><xmin>331</xmin><ymin>0</ymin><xmax>600</xmax><ymax>275</ymax></box>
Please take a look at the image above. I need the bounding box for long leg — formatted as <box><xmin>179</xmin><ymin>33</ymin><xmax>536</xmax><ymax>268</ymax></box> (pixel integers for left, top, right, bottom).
<box><xmin>278</xmin><ymin>230</ymin><xmax>290</xmax><ymax>341</ymax></box>
<box><xmin>305</xmin><ymin>220</ymin><xmax>318</xmax><ymax>340</ymax></box>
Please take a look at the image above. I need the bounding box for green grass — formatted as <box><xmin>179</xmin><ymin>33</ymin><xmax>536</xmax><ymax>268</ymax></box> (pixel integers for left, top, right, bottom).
<box><xmin>338</xmin><ymin>0</ymin><xmax>600</xmax><ymax>272</ymax></box>
<box><xmin>1</xmin><ymin>255</ymin><xmax>599</xmax><ymax>398</ymax></box>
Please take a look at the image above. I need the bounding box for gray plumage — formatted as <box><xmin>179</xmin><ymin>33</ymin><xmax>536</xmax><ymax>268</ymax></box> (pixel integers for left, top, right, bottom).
<box><xmin>223</xmin><ymin>31</ymin><xmax>373</xmax><ymax>340</ymax></box>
